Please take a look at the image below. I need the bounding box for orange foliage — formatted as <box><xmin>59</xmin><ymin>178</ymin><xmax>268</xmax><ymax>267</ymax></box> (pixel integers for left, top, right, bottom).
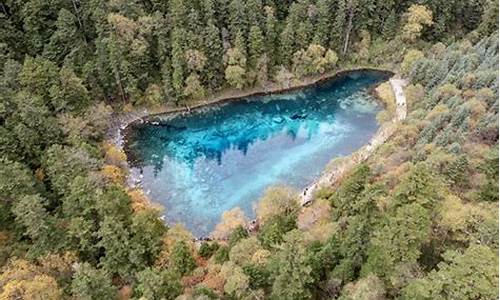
<box><xmin>34</xmin><ymin>168</ymin><xmax>45</xmax><ymax>182</ymax></box>
<box><xmin>118</xmin><ymin>285</ymin><xmax>133</xmax><ymax>300</ymax></box>
<box><xmin>0</xmin><ymin>231</ymin><xmax>9</xmax><ymax>244</ymax></box>
<box><xmin>38</xmin><ymin>252</ymin><xmax>78</xmax><ymax>281</ymax></box>
<box><xmin>127</xmin><ymin>188</ymin><xmax>154</xmax><ymax>212</ymax></box>
<box><xmin>182</xmin><ymin>274</ymin><xmax>205</xmax><ymax>289</ymax></box>
<box><xmin>102</xmin><ymin>142</ymin><xmax>127</xmax><ymax>167</ymax></box>
<box><xmin>0</xmin><ymin>259</ymin><xmax>63</xmax><ymax>300</ymax></box>
<box><xmin>211</xmin><ymin>207</ymin><xmax>248</xmax><ymax>240</ymax></box>
<box><xmin>101</xmin><ymin>164</ymin><xmax>126</xmax><ymax>184</ymax></box>
<box><xmin>202</xmin><ymin>273</ymin><xmax>225</xmax><ymax>294</ymax></box>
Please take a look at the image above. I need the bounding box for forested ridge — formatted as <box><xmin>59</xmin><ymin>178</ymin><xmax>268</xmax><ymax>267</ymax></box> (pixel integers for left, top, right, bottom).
<box><xmin>0</xmin><ymin>0</ymin><xmax>498</xmax><ymax>299</ymax></box>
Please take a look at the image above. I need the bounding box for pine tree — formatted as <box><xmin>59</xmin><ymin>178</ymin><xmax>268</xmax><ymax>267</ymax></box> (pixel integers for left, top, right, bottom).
<box><xmin>264</xmin><ymin>6</ymin><xmax>278</xmax><ymax>68</ymax></box>
<box><xmin>313</xmin><ymin>0</ymin><xmax>332</xmax><ymax>47</ymax></box>
<box><xmin>43</xmin><ymin>8</ymin><xmax>81</xmax><ymax>64</ymax></box>
<box><xmin>248</xmin><ymin>25</ymin><xmax>265</xmax><ymax>68</ymax></box>
<box><xmin>171</xmin><ymin>28</ymin><xmax>185</xmax><ymax>102</ymax></box>
<box><xmin>202</xmin><ymin>0</ymin><xmax>224</xmax><ymax>91</ymax></box>
<box><xmin>271</xmin><ymin>230</ymin><xmax>313</xmax><ymax>300</ymax></box>
<box><xmin>228</xmin><ymin>0</ymin><xmax>248</xmax><ymax>40</ymax></box>
<box><xmin>246</xmin><ymin>0</ymin><xmax>263</xmax><ymax>27</ymax></box>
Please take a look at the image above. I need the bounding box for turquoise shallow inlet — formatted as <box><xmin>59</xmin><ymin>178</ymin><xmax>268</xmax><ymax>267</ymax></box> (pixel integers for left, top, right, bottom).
<box><xmin>124</xmin><ymin>70</ymin><xmax>391</xmax><ymax>237</ymax></box>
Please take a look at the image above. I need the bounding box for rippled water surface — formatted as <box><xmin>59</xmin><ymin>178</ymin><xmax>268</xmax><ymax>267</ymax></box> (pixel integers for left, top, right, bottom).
<box><xmin>125</xmin><ymin>70</ymin><xmax>390</xmax><ymax>236</ymax></box>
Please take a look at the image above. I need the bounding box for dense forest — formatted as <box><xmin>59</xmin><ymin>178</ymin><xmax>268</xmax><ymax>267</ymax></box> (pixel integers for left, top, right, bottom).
<box><xmin>0</xmin><ymin>0</ymin><xmax>498</xmax><ymax>299</ymax></box>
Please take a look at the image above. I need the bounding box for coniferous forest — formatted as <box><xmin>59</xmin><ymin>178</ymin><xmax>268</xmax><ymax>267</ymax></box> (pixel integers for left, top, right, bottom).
<box><xmin>0</xmin><ymin>0</ymin><xmax>499</xmax><ymax>299</ymax></box>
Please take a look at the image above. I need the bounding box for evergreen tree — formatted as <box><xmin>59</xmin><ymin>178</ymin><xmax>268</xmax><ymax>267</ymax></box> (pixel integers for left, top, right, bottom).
<box><xmin>134</xmin><ymin>268</ymin><xmax>182</xmax><ymax>300</ymax></box>
<box><xmin>228</xmin><ymin>0</ymin><xmax>248</xmax><ymax>40</ymax></box>
<box><xmin>43</xmin><ymin>8</ymin><xmax>82</xmax><ymax>64</ymax></box>
<box><xmin>203</xmin><ymin>0</ymin><xmax>224</xmax><ymax>91</ymax></box>
<box><xmin>248</xmin><ymin>25</ymin><xmax>265</xmax><ymax>68</ymax></box>
<box><xmin>71</xmin><ymin>263</ymin><xmax>117</xmax><ymax>300</ymax></box>
<box><xmin>271</xmin><ymin>230</ymin><xmax>313</xmax><ymax>300</ymax></box>
<box><xmin>264</xmin><ymin>6</ymin><xmax>278</xmax><ymax>68</ymax></box>
<box><xmin>313</xmin><ymin>0</ymin><xmax>332</xmax><ymax>47</ymax></box>
<box><xmin>170</xmin><ymin>241</ymin><xmax>196</xmax><ymax>276</ymax></box>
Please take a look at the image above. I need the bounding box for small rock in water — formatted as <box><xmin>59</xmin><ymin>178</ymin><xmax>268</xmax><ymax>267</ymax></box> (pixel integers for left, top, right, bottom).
<box><xmin>272</xmin><ymin>116</ymin><xmax>284</xmax><ymax>123</ymax></box>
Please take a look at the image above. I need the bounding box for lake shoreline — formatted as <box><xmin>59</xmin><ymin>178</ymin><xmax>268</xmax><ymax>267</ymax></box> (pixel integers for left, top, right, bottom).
<box><xmin>107</xmin><ymin>67</ymin><xmax>394</xmax><ymax>148</ymax></box>
<box><xmin>298</xmin><ymin>77</ymin><xmax>408</xmax><ymax>206</ymax></box>
<box><xmin>108</xmin><ymin>67</ymin><xmax>399</xmax><ymax>239</ymax></box>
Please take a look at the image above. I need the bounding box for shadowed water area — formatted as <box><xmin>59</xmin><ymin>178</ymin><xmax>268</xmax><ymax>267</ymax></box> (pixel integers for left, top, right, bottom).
<box><xmin>124</xmin><ymin>70</ymin><xmax>391</xmax><ymax>236</ymax></box>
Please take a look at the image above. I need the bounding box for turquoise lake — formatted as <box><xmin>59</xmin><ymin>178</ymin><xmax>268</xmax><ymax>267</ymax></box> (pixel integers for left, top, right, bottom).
<box><xmin>124</xmin><ymin>70</ymin><xmax>391</xmax><ymax>237</ymax></box>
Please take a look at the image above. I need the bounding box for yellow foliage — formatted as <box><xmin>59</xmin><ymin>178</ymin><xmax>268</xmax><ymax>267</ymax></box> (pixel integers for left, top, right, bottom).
<box><xmin>220</xmin><ymin>262</ymin><xmax>249</xmax><ymax>298</ymax></box>
<box><xmin>402</xmin><ymin>4</ymin><xmax>433</xmax><ymax>43</ymax></box>
<box><xmin>466</xmin><ymin>98</ymin><xmax>486</xmax><ymax>128</ymax></box>
<box><xmin>122</xmin><ymin>103</ymin><xmax>134</xmax><ymax>113</ymax></box>
<box><xmin>376</xmin><ymin>82</ymin><xmax>396</xmax><ymax>108</ymax></box>
<box><xmin>142</xmin><ymin>84</ymin><xmax>164</xmax><ymax>107</ymax></box>
<box><xmin>127</xmin><ymin>188</ymin><xmax>159</xmax><ymax>212</ymax></box>
<box><xmin>156</xmin><ymin>224</ymin><xmax>194</xmax><ymax>267</ymax></box>
<box><xmin>475</xmin><ymin>88</ymin><xmax>495</xmax><ymax>103</ymax></box>
<box><xmin>401</xmin><ymin>49</ymin><xmax>424</xmax><ymax>75</ymax></box>
<box><xmin>461</xmin><ymin>73</ymin><xmax>477</xmax><ymax>89</ymax></box>
<box><xmin>438</xmin><ymin>194</ymin><xmax>498</xmax><ymax>242</ymax></box>
<box><xmin>375</xmin><ymin>82</ymin><xmax>396</xmax><ymax>123</ymax></box>
<box><xmin>103</xmin><ymin>143</ymin><xmax>127</xmax><ymax>166</ymax></box>
<box><xmin>1</xmin><ymin>274</ymin><xmax>62</xmax><ymax>300</ymax></box>
<box><xmin>107</xmin><ymin>13</ymin><xmax>138</xmax><ymax>42</ymax></box>
<box><xmin>426</xmin><ymin>104</ymin><xmax>449</xmax><ymax>121</ymax></box>
<box><xmin>201</xmin><ymin>264</ymin><xmax>225</xmax><ymax>293</ymax></box>
<box><xmin>393</xmin><ymin>124</ymin><xmax>420</xmax><ymax>146</ymax></box>
<box><xmin>229</xmin><ymin>237</ymin><xmax>262</xmax><ymax>266</ymax></box>
<box><xmin>211</xmin><ymin>207</ymin><xmax>248</xmax><ymax>240</ymax></box>
<box><xmin>255</xmin><ymin>185</ymin><xmax>299</xmax><ymax>223</ymax></box>
<box><xmin>38</xmin><ymin>252</ymin><xmax>78</xmax><ymax>280</ymax></box>
<box><xmin>251</xmin><ymin>249</ymin><xmax>271</xmax><ymax>265</ymax></box>
<box><xmin>462</xmin><ymin>142</ymin><xmax>490</xmax><ymax>166</ymax></box>
<box><xmin>0</xmin><ymin>259</ymin><xmax>63</xmax><ymax>300</ymax></box>
<box><xmin>101</xmin><ymin>164</ymin><xmax>126</xmax><ymax>184</ymax></box>
<box><xmin>436</xmin><ymin>83</ymin><xmax>460</xmax><ymax>100</ymax></box>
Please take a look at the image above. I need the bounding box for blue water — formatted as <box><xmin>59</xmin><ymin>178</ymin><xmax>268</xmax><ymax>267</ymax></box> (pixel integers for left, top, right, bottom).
<box><xmin>124</xmin><ymin>70</ymin><xmax>390</xmax><ymax>236</ymax></box>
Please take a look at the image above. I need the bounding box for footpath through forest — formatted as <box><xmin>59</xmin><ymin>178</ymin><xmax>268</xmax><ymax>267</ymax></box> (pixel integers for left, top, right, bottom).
<box><xmin>300</xmin><ymin>76</ymin><xmax>408</xmax><ymax>205</ymax></box>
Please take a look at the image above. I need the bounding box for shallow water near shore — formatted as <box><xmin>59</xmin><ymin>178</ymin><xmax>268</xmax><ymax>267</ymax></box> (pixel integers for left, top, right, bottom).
<box><xmin>124</xmin><ymin>70</ymin><xmax>391</xmax><ymax>236</ymax></box>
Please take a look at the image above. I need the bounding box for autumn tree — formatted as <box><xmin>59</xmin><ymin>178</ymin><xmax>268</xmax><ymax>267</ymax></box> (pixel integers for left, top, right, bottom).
<box><xmin>402</xmin><ymin>5</ymin><xmax>434</xmax><ymax>43</ymax></box>
<box><xmin>401</xmin><ymin>49</ymin><xmax>424</xmax><ymax>76</ymax></box>
<box><xmin>0</xmin><ymin>258</ymin><xmax>63</xmax><ymax>300</ymax></box>
<box><xmin>292</xmin><ymin>44</ymin><xmax>338</xmax><ymax>77</ymax></box>
<box><xmin>211</xmin><ymin>207</ymin><xmax>248</xmax><ymax>240</ymax></box>
<box><xmin>224</xmin><ymin>47</ymin><xmax>247</xmax><ymax>89</ymax></box>
<box><xmin>255</xmin><ymin>185</ymin><xmax>299</xmax><ymax>223</ymax></box>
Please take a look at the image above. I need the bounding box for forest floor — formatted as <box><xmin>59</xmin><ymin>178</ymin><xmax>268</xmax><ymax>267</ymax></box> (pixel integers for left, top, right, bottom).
<box><xmin>299</xmin><ymin>76</ymin><xmax>408</xmax><ymax>205</ymax></box>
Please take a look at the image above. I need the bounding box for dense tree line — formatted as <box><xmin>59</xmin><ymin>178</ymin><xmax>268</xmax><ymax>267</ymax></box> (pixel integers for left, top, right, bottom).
<box><xmin>0</xmin><ymin>0</ymin><xmax>498</xmax><ymax>299</ymax></box>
